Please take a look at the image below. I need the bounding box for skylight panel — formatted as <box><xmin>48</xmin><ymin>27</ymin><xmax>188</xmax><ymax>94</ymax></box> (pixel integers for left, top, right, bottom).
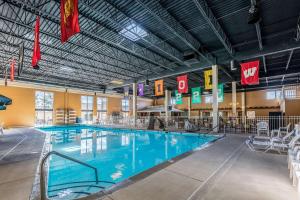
<box><xmin>120</xmin><ymin>23</ymin><xmax>148</xmax><ymax>41</ymax></box>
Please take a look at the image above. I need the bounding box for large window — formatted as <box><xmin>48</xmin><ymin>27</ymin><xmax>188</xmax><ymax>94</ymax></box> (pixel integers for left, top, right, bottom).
<box><xmin>35</xmin><ymin>91</ymin><xmax>54</xmax><ymax>126</ymax></box>
<box><xmin>81</xmin><ymin>96</ymin><xmax>93</xmax><ymax>124</ymax></box>
<box><xmin>97</xmin><ymin>97</ymin><xmax>107</xmax><ymax>122</ymax></box>
<box><xmin>122</xmin><ymin>99</ymin><xmax>130</xmax><ymax>118</ymax></box>
<box><xmin>204</xmin><ymin>95</ymin><xmax>213</xmax><ymax>104</ymax></box>
<box><xmin>266</xmin><ymin>90</ymin><xmax>282</xmax><ymax>100</ymax></box>
<box><xmin>285</xmin><ymin>89</ymin><xmax>296</xmax><ymax>99</ymax></box>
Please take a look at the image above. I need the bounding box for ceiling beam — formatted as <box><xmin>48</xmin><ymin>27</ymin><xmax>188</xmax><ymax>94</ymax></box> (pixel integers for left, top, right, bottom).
<box><xmin>192</xmin><ymin>0</ymin><xmax>235</xmax><ymax>56</ymax></box>
<box><xmin>6</xmin><ymin>0</ymin><xmax>172</xmax><ymax>73</ymax></box>
<box><xmin>117</xmin><ymin>40</ymin><xmax>300</xmax><ymax>87</ymax></box>
<box><xmin>251</xmin><ymin>0</ymin><xmax>263</xmax><ymax>50</ymax></box>
<box><xmin>134</xmin><ymin>0</ymin><xmax>235</xmax><ymax>80</ymax></box>
<box><xmin>79</xmin><ymin>0</ymin><xmax>190</xmax><ymax>68</ymax></box>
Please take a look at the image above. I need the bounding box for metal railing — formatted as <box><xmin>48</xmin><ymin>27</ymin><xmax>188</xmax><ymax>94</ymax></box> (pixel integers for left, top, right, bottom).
<box><xmin>93</xmin><ymin>115</ymin><xmax>300</xmax><ymax>134</ymax></box>
<box><xmin>40</xmin><ymin>151</ymin><xmax>99</xmax><ymax>200</ymax></box>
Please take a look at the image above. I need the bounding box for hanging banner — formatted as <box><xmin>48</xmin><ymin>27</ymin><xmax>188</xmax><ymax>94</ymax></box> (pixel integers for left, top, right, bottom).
<box><xmin>177</xmin><ymin>74</ymin><xmax>188</xmax><ymax>93</ymax></box>
<box><xmin>218</xmin><ymin>84</ymin><xmax>224</xmax><ymax>102</ymax></box>
<box><xmin>60</xmin><ymin>0</ymin><xmax>80</xmax><ymax>43</ymax></box>
<box><xmin>240</xmin><ymin>60</ymin><xmax>260</xmax><ymax>85</ymax></box>
<box><xmin>138</xmin><ymin>83</ymin><xmax>144</xmax><ymax>96</ymax></box>
<box><xmin>155</xmin><ymin>79</ymin><xmax>164</xmax><ymax>96</ymax></box>
<box><xmin>191</xmin><ymin>87</ymin><xmax>201</xmax><ymax>104</ymax></box>
<box><xmin>204</xmin><ymin>69</ymin><xmax>212</xmax><ymax>90</ymax></box>
<box><xmin>10</xmin><ymin>59</ymin><xmax>15</xmax><ymax>81</ymax></box>
<box><xmin>124</xmin><ymin>86</ymin><xmax>129</xmax><ymax>99</ymax></box>
<box><xmin>175</xmin><ymin>90</ymin><xmax>182</xmax><ymax>105</ymax></box>
<box><xmin>32</xmin><ymin>16</ymin><xmax>41</xmax><ymax>69</ymax></box>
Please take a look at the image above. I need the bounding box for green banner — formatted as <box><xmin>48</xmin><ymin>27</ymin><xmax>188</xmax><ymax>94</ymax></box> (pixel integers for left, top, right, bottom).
<box><xmin>175</xmin><ymin>90</ymin><xmax>182</xmax><ymax>105</ymax></box>
<box><xmin>191</xmin><ymin>87</ymin><xmax>201</xmax><ymax>104</ymax></box>
<box><xmin>218</xmin><ymin>83</ymin><xmax>224</xmax><ymax>102</ymax></box>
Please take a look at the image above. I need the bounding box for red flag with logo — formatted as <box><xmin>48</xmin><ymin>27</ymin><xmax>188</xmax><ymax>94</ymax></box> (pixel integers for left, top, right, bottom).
<box><xmin>32</xmin><ymin>16</ymin><xmax>41</xmax><ymax>69</ymax></box>
<box><xmin>177</xmin><ymin>74</ymin><xmax>188</xmax><ymax>93</ymax></box>
<box><xmin>240</xmin><ymin>60</ymin><xmax>260</xmax><ymax>85</ymax></box>
<box><xmin>60</xmin><ymin>0</ymin><xmax>80</xmax><ymax>43</ymax></box>
<box><xmin>10</xmin><ymin>59</ymin><xmax>15</xmax><ymax>81</ymax></box>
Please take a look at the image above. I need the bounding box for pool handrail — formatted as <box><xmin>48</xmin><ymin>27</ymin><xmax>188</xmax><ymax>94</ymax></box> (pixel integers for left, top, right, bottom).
<box><xmin>40</xmin><ymin>151</ymin><xmax>99</xmax><ymax>200</ymax></box>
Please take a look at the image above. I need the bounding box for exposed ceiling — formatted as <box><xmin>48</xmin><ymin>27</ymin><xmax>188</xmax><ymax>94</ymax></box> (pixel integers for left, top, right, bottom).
<box><xmin>0</xmin><ymin>0</ymin><xmax>300</xmax><ymax>96</ymax></box>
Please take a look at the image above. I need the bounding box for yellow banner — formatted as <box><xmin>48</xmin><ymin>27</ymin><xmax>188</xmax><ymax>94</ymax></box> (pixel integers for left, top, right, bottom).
<box><xmin>155</xmin><ymin>79</ymin><xmax>164</xmax><ymax>96</ymax></box>
<box><xmin>204</xmin><ymin>69</ymin><xmax>212</xmax><ymax>90</ymax></box>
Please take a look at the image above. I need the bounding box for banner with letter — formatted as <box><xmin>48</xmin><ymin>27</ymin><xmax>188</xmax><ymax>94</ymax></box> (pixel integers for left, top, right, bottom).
<box><xmin>191</xmin><ymin>87</ymin><xmax>201</xmax><ymax>104</ymax></box>
<box><xmin>175</xmin><ymin>90</ymin><xmax>182</xmax><ymax>105</ymax></box>
<box><xmin>177</xmin><ymin>74</ymin><xmax>188</xmax><ymax>93</ymax></box>
<box><xmin>241</xmin><ymin>60</ymin><xmax>259</xmax><ymax>85</ymax></box>
<box><xmin>155</xmin><ymin>79</ymin><xmax>164</xmax><ymax>96</ymax></box>
<box><xmin>60</xmin><ymin>0</ymin><xmax>80</xmax><ymax>43</ymax></box>
<box><xmin>204</xmin><ymin>69</ymin><xmax>212</xmax><ymax>90</ymax></box>
<box><xmin>218</xmin><ymin>84</ymin><xmax>224</xmax><ymax>102</ymax></box>
<box><xmin>138</xmin><ymin>83</ymin><xmax>144</xmax><ymax>96</ymax></box>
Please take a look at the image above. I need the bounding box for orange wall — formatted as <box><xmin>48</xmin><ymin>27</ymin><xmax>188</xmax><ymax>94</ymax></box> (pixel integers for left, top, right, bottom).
<box><xmin>0</xmin><ymin>86</ymin><xmax>35</xmax><ymax>128</ymax></box>
<box><xmin>285</xmin><ymin>99</ymin><xmax>300</xmax><ymax>116</ymax></box>
<box><xmin>0</xmin><ymin>85</ymin><xmax>152</xmax><ymax>128</ymax></box>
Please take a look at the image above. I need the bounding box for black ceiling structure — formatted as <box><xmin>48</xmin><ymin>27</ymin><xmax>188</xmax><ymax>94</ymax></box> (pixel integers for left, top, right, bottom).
<box><xmin>0</xmin><ymin>0</ymin><xmax>299</xmax><ymax>96</ymax></box>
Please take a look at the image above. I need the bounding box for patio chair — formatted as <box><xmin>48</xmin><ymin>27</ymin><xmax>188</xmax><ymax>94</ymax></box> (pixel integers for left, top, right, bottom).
<box><xmin>271</xmin><ymin>123</ymin><xmax>291</xmax><ymax>138</ymax></box>
<box><xmin>246</xmin><ymin>127</ymin><xmax>300</xmax><ymax>153</ymax></box>
<box><xmin>256</xmin><ymin>121</ymin><xmax>270</xmax><ymax>138</ymax></box>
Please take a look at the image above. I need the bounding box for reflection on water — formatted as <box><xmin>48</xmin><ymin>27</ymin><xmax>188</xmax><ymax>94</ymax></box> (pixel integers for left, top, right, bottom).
<box><xmin>45</xmin><ymin>127</ymin><xmax>216</xmax><ymax>198</ymax></box>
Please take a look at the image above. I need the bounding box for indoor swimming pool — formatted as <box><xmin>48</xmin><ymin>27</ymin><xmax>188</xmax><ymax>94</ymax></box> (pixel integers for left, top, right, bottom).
<box><xmin>39</xmin><ymin>126</ymin><xmax>218</xmax><ymax>199</ymax></box>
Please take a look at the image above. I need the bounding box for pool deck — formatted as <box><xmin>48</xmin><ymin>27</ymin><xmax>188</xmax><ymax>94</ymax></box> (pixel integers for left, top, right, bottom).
<box><xmin>0</xmin><ymin>128</ymin><xmax>45</xmax><ymax>200</ymax></box>
<box><xmin>99</xmin><ymin>135</ymin><xmax>298</xmax><ymax>200</ymax></box>
<box><xmin>0</xmin><ymin>128</ymin><xmax>298</xmax><ymax>200</ymax></box>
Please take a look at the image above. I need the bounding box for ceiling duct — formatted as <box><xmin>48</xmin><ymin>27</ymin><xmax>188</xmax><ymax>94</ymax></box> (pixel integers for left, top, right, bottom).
<box><xmin>183</xmin><ymin>51</ymin><xmax>200</xmax><ymax>64</ymax></box>
<box><xmin>248</xmin><ymin>1</ymin><xmax>261</xmax><ymax>24</ymax></box>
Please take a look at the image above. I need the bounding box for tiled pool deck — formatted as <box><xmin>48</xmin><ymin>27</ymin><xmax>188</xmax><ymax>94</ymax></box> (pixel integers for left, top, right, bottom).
<box><xmin>0</xmin><ymin>128</ymin><xmax>298</xmax><ymax>200</ymax></box>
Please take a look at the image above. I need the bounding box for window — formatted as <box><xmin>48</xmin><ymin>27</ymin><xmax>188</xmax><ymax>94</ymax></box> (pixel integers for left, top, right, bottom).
<box><xmin>97</xmin><ymin>97</ymin><xmax>107</xmax><ymax>122</ymax></box>
<box><xmin>122</xmin><ymin>99</ymin><xmax>130</xmax><ymax>112</ymax></box>
<box><xmin>266</xmin><ymin>91</ymin><xmax>276</xmax><ymax>100</ymax></box>
<box><xmin>285</xmin><ymin>89</ymin><xmax>296</xmax><ymax>99</ymax></box>
<box><xmin>266</xmin><ymin>90</ymin><xmax>282</xmax><ymax>100</ymax></box>
<box><xmin>35</xmin><ymin>91</ymin><xmax>54</xmax><ymax>126</ymax></box>
<box><xmin>171</xmin><ymin>97</ymin><xmax>176</xmax><ymax>105</ymax></box>
<box><xmin>81</xmin><ymin>96</ymin><xmax>93</xmax><ymax>124</ymax></box>
<box><xmin>120</xmin><ymin>23</ymin><xmax>148</xmax><ymax>41</ymax></box>
<box><xmin>204</xmin><ymin>95</ymin><xmax>213</xmax><ymax>104</ymax></box>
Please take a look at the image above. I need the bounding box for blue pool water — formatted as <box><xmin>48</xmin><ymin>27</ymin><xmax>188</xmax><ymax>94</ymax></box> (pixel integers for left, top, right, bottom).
<box><xmin>40</xmin><ymin>125</ymin><xmax>217</xmax><ymax>199</ymax></box>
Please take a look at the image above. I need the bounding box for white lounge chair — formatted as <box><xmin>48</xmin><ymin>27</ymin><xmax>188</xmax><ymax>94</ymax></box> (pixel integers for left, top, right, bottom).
<box><xmin>271</xmin><ymin>123</ymin><xmax>291</xmax><ymax>138</ymax></box>
<box><xmin>256</xmin><ymin>121</ymin><xmax>270</xmax><ymax>138</ymax></box>
<box><xmin>247</xmin><ymin>126</ymin><xmax>300</xmax><ymax>153</ymax></box>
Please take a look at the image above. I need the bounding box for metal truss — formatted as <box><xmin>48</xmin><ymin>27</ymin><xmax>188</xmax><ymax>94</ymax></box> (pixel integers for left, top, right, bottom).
<box><xmin>134</xmin><ymin>0</ymin><xmax>215</xmax><ymax>65</ymax></box>
<box><xmin>192</xmin><ymin>0</ymin><xmax>235</xmax><ymax>56</ymax></box>
<box><xmin>2</xmin><ymin>0</ymin><xmax>170</xmax><ymax>77</ymax></box>
<box><xmin>79</xmin><ymin>0</ymin><xmax>189</xmax><ymax>68</ymax></box>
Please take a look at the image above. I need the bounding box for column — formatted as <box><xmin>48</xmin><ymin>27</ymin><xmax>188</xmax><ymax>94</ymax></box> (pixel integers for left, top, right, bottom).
<box><xmin>212</xmin><ymin>65</ymin><xmax>219</xmax><ymax>132</ymax></box>
<box><xmin>241</xmin><ymin>91</ymin><xmax>246</xmax><ymax>131</ymax></box>
<box><xmin>187</xmin><ymin>96</ymin><xmax>191</xmax><ymax>119</ymax></box>
<box><xmin>241</xmin><ymin>91</ymin><xmax>246</xmax><ymax>120</ymax></box>
<box><xmin>164</xmin><ymin>90</ymin><xmax>171</xmax><ymax>126</ymax></box>
<box><xmin>232</xmin><ymin>81</ymin><xmax>237</xmax><ymax>117</ymax></box>
<box><xmin>132</xmin><ymin>83</ymin><xmax>137</xmax><ymax>127</ymax></box>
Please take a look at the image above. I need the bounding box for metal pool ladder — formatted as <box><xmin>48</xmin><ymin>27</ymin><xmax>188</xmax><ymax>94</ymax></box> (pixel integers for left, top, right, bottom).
<box><xmin>40</xmin><ymin>151</ymin><xmax>99</xmax><ymax>200</ymax></box>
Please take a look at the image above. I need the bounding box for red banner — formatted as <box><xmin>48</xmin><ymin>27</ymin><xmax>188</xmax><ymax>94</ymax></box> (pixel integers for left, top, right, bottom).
<box><xmin>32</xmin><ymin>16</ymin><xmax>41</xmax><ymax>69</ymax></box>
<box><xmin>10</xmin><ymin>59</ymin><xmax>15</xmax><ymax>81</ymax></box>
<box><xmin>177</xmin><ymin>74</ymin><xmax>188</xmax><ymax>93</ymax></box>
<box><xmin>60</xmin><ymin>0</ymin><xmax>80</xmax><ymax>43</ymax></box>
<box><xmin>241</xmin><ymin>60</ymin><xmax>260</xmax><ymax>85</ymax></box>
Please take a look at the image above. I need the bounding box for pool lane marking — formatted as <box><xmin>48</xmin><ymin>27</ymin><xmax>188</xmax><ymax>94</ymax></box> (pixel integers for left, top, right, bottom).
<box><xmin>186</xmin><ymin>141</ymin><xmax>244</xmax><ymax>200</ymax></box>
<box><xmin>0</xmin><ymin>135</ymin><xmax>27</xmax><ymax>161</ymax></box>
